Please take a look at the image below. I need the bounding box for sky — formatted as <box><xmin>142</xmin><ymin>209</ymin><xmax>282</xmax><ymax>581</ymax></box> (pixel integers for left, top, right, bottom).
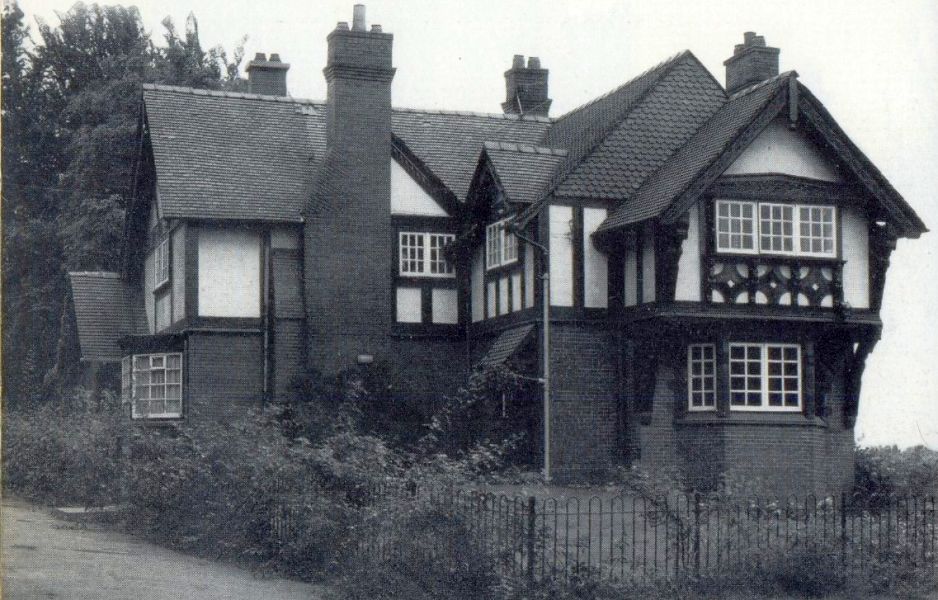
<box><xmin>18</xmin><ymin>0</ymin><xmax>938</xmax><ymax>449</ymax></box>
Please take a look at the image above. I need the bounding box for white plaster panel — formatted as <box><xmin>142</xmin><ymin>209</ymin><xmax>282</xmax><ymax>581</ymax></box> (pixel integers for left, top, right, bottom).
<box><xmin>487</xmin><ymin>280</ymin><xmax>497</xmax><ymax>318</ymax></box>
<box><xmin>144</xmin><ymin>252</ymin><xmax>155</xmax><ymax>333</ymax></box>
<box><xmin>724</xmin><ymin>119</ymin><xmax>841</xmax><ymax>181</ymax></box>
<box><xmin>512</xmin><ymin>272</ymin><xmax>523</xmax><ymax>312</ymax></box>
<box><xmin>396</xmin><ymin>287</ymin><xmax>422</xmax><ymax>323</ymax></box>
<box><xmin>674</xmin><ymin>204</ymin><xmax>702</xmax><ymax>301</ymax></box>
<box><xmin>583</xmin><ymin>208</ymin><xmax>609</xmax><ymax>308</ymax></box>
<box><xmin>172</xmin><ymin>226</ymin><xmax>186</xmax><ymax>322</ymax></box>
<box><xmin>642</xmin><ymin>223</ymin><xmax>656</xmax><ymax>303</ymax></box>
<box><xmin>499</xmin><ymin>275</ymin><xmax>509</xmax><ymax>315</ymax></box>
<box><xmin>624</xmin><ymin>249</ymin><xmax>638</xmax><ymax>307</ymax></box>
<box><xmin>549</xmin><ymin>205</ymin><xmax>574</xmax><ymax>307</ymax></box>
<box><xmin>432</xmin><ymin>288</ymin><xmax>458</xmax><ymax>324</ymax></box>
<box><xmin>391</xmin><ymin>160</ymin><xmax>449</xmax><ymax>216</ymax></box>
<box><xmin>471</xmin><ymin>247</ymin><xmax>484</xmax><ymax>322</ymax></box>
<box><xmin>524</xmin><ymin>244</ymin><xmax>535</xmax><ymax>308</ymax></box>
<box><xmin>198</xmin><ymin>228</ymin><xmax>261</xmax><ymax>318</ymax></box>
<box><xmin>841</xmin><ymin>208</ymin><xmax>870</xmax><ymax>309</ymax></box>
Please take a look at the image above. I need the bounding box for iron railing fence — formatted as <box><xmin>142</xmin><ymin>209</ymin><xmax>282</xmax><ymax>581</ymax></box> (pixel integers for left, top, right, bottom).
<box><xmin>271</xmin><ymin>484</ymin><xmax>936</xmax><ymax>584</ymax></box>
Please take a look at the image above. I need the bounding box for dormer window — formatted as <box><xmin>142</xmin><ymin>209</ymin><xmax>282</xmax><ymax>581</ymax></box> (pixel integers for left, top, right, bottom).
<box><xmin>399</xmin><ymin>232</ymin><xmax>455</xmax><ymax>277</ymax></box>
<box><xmin>153</xmin><ymin>238</ymin><xmax>170</xmax><ymax>289</ymax></box>
<box><xmin>715</xmin><ymin>200</ymin><xmax>836</xmax><ymax>258</ymax></box>
<box><xmin>486</xmin><ymin>218</ymin><xmax>518</xmax><ymax>270</ymax></box>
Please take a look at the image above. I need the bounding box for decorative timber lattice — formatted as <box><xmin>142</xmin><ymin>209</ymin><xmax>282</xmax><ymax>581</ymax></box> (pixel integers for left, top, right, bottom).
<box><xmin>705</xmin><ymin>256</ymin><xmax>844</xmax><ymax>308</ymax></box>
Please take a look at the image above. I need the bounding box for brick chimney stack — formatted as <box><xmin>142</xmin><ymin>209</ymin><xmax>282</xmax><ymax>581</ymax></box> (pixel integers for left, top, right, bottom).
<box><xmin>502</xmin><ymin>55</ymin><xmax>551</xmax><ymax>117</ymax></box>
<box><xmin>306</xmin><ymin>4</ymin><xmax>396</xmax><ymax>374</ymax></box>
<box><xmin>246</xmin><ymin>52</ymin><xmax>290</xmax><ymax>96</ymax></box>
<box><xmin>323</xmin><ymin>4</ymin><xmax>395</xmax><ymax>149</ymax></box>
<box><xmin>724</xmin><ymin>32</ymin><xmax>780</xmax><ymax>95</ymax></box>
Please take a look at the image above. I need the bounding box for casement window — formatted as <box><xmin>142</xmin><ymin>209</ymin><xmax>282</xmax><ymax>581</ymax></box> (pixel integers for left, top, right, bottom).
<box><xmin>153</xmin><ymin>238</ymin><xmax>170</xmax><ymax>289</ymax></box>
<box><xmin>399</xmin><ymin>232</ymin><xmax>455</xmax><ymax>277</ymax></box>
<box><xmin>121</xmin><ymin>353</ymin><xmax>183</xmax><ymax>419</ymax></box>
<box><xmin>715</xmin><ymin>200</ymin><xmax>836</xmax><ymax>258</ymax></box>
<box><xmin>687</xmin><ymin>344</ymin><xmax>716</xmax><ymax>410</ymax></box>
<box><xmin>728</xmin><ymin>343</ymin><xmax>801</xmax><ymax>411</ymax></box>
<box><xmin>486</xmin><ymin>218</ymin><xmax>518</xmax><ymax>270</ymax></box>
<box><xmin>687</xmin><ymin>343</ymin><xmax>802</xmax><ymax>412</ymax></box>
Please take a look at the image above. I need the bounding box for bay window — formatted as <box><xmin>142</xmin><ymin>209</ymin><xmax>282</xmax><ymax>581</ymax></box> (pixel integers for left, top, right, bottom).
<box><xmin>715</xmin><ymin>200</ymin><xmax>836</xmax><ymax>258</ymax></box>
<box><xmin>686</xmin><ymin>342</ymin><xmax>802</xmax><ymax>412</ymax></box>
<box><xmin>486</xmin><ymin>218</ymin><xmax>518</xmax><ymax>270</ymax></box>
<box><xmin>122</xmin><ymin>352</ymin><xmax>183</xmax><ymax>419</ymax></box>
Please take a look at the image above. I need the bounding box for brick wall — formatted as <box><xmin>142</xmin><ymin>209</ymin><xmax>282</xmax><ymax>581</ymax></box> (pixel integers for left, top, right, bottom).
<box><xmin>186</xmin><ymin>332</ymin><xmax>264</xmax><ymax>421</ymax></box>
<box><xmin>548</xmin><ymin>323</ymin><xmax>619</xmax><ymax>482</ymax></box>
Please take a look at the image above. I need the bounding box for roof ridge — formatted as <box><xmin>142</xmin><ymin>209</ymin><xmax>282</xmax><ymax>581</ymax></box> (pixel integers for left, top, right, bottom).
<box><xmin>142</xmin><ymin>83</ymin><xmax>324</xmax><ymax>105</ymax></box>
<box><xmin>141</xmin><ymin>83</ymin><xmax>553</xmax><ymax>122</ymax></box>
<box><xmin>392</xmin><ymin>105</ymin><xmax>552</xmax><ymax>122</ymax></box>
<box><xmin>728</xmin><ymin>70</ymin><xmax>798</xmax><ymax>100</ymax></box>
<box><xmin>552</xmin><ymin>50</ymin><xmax>691</xmax><ymax>124</ymax></box>
<box><xmin>483</xmin><ymin>141</ymin><xmax>568</xmax><ymax>156</ymax></box>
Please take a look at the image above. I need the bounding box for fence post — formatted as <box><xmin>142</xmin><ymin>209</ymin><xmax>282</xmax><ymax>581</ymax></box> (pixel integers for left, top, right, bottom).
<box><xmin>527</xmin><ymin>496</ymin><xmax>537</xmax><ymax>588</ymax></box>
<box><xmin>693</xmin><ymin>492</ymin><xmax>702</xmax><ymax>579</ymax></box>
<box><xmin>840</xmin><ymin>492</ymin><xmax>847</xmax><ymax>573</ymax></box>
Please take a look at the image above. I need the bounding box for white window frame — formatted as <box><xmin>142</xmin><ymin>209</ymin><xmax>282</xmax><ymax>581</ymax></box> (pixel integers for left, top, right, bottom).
<box><xmin>728</xmin><ymin>343</ymin><xmax>801</xmax><ymax>412</ymax></box>
<box><xmin>153</xmin><ymin>238</ymin><xmax>170</xmax><ymax>289</ymax></box>
<box><xmin>715</xmin><ymin>200</ymin><xmax>837</xmax><ymax>259</ymax></box>
<box><xmin>486</xmin><ymin>218</ymin><xmax>518</xmax><ymax>270</ymax></box>
<box><xmin>398</xmin><ymin>232</ymin><xmax>455</xmax><ymax>278</ymax></box>
<box><xmin>687</xmin><ymin>344</ymin><xmax>716</xmax><ymax>411</ymax></box>
<box><xmin>715</xmin><ymin>200</ymin><xmax>758</xmax><ymax>254</ymax></box>
<box><xmin>124</xmin><ymin>352</ymin><xmax>183</xmax><ymax>419</ymax></box>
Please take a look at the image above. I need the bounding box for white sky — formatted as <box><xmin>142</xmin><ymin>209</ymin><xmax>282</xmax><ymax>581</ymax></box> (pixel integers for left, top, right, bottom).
<box><xmin>20</xmin><ymin>0</ymin><xmax>938</xmax><ymax>449</ymax></box>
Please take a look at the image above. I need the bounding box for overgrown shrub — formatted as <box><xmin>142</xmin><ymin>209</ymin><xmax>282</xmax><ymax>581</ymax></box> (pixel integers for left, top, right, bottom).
<box><xmin>2</xmin><ymin>389</ymin><xmax>122</xmax><ymax>506</ymax></box>
<box><xmin>122</xmin><ymin>405</ymin><xmax>402</xmax><ymax>577</ymax></box>
<box><xmin>854</xmin><ymin>445</ymin><xmax>938</xmax><ymax>507</ymax></box>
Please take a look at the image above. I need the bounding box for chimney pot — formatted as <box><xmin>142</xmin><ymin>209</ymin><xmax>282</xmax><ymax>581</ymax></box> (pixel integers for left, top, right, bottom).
<box><xmin>247</xmin><ymin>52</ymin><xmax>290</xmax><ymax>96</ymax></box>
<box><xmin>724</xmin><ymin>31</ymin><xmax>779</xmax><ymax>94</ymax></box>
<box><xmin>336</xmin><ymin>21</ymin><xmax>349</xmax><ymax>31</ymax></box>
<box><xmin>352</xmin><ymin>4</ymin><xmax>366</xmax><ymax>31</ymax></box>
<box><xmin>371</xmin><ymin>24</ymin><xmax>382</xmax><ymax>33</ymax></box>
<box><xmin>502</xmin><ymin>55</ymin><xmax>551</xmax><ymax>116</ymax></box>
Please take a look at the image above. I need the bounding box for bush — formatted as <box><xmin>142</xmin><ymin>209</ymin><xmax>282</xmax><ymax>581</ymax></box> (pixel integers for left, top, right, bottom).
<box><xmin>2</xmin><ymin>389</ymin><xmax>122</xmax><ymax>506</ymax></box>
<box><xmin>854</xmin><ymin>445</ymin><xmax>938</xmax><ymax>508</ymax></box>
<box><xmin>122</xmin><ymin>405</ymin><xmax>403</xmax><ymax>577</ymax></box>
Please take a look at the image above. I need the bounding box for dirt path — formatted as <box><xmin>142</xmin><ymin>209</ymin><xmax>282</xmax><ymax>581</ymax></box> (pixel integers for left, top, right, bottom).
<box><xmin>1</xmin><ymin>497</ymin><xmax>332</xmax><ymax>600</ymax></box>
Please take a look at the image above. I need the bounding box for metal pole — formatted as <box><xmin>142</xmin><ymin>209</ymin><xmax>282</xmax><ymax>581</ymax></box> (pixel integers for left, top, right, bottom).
<box><xmin>511</xmin><ymin>226</ymin><xmax>551</xmax><ymax>484</ymax></box>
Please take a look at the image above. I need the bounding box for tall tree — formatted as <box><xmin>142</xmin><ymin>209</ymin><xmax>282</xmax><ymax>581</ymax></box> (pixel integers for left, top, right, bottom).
<box><xmin>2</xmin><ymin>2</ymin><xmax>245</xmax><ymax>405</ymax></box>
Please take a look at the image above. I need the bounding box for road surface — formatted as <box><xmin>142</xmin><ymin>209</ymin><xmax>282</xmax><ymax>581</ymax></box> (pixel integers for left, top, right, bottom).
<box><xmin>1</xmin><ymin>497</ymin><xmax>331</xmax><ymax>599</ymax></box>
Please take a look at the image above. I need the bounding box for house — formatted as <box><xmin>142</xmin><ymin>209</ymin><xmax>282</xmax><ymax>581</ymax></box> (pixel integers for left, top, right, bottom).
<box><xmin>67</xmin><ymin>7</ymin><xmax>926</xmax><ymax>495</ymax></box>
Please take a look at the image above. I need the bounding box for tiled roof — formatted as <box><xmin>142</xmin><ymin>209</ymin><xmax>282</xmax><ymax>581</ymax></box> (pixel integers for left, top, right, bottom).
<box><xmin>598</xmin><ymin>73</ymin><xmax>791</xmax><ymax>231</ymax></box>
<box><xmin>68</xmin><ymin>272</ymin><xmax>148</xmax><ymax>362</ymax></box>
<box><xmin>478</xmin><ymin>324</ymin><xmax>536</xmax><ymax>367</ymax></box>
<box><xmin>391</xmin><ymin>110</ymin><xmax>551</xmax><ymax>201</ymax></box>
<box><xmin>143</xmin><ymin>85</ymin><xmax>551</xmax><ymax>219</ymax></box>
<box><xmin>144</xmin><ymin>85</ymin><xmax>324</xmax><ymax>222</ymax></box>
<box><xmin>546</xmin><ymin>52</ymin><xmax>726</xmax><ymax>200</ymax></box>
<box><xmin>483</xmin><ymin>142</ymin><xmax>567</xmax><ymax>204</ymax></box>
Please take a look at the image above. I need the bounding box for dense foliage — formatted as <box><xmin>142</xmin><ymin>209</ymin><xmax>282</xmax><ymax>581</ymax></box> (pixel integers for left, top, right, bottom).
<box><xmin>854</xmin><ymin>445</ymin><xmax>938</xmax><ymax>506</ymax></box>
<box><xmin>1</xmin><ymin>2</ymin><xmax>245</xmax><ymax>406</ymax></box>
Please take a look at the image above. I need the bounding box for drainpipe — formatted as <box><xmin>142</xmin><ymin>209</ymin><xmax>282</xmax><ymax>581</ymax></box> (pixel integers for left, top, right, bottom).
<box><xmin>508</xmin><ymin>224</ymin><xmax>551</xmax><ymax>483</ymax></box>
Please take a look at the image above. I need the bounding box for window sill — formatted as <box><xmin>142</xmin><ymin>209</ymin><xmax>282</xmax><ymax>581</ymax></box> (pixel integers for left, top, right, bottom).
<box><xmin>675</xmin><ymin>412</ymin><xmax>827</xmax><ymax>428</ymax></box>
